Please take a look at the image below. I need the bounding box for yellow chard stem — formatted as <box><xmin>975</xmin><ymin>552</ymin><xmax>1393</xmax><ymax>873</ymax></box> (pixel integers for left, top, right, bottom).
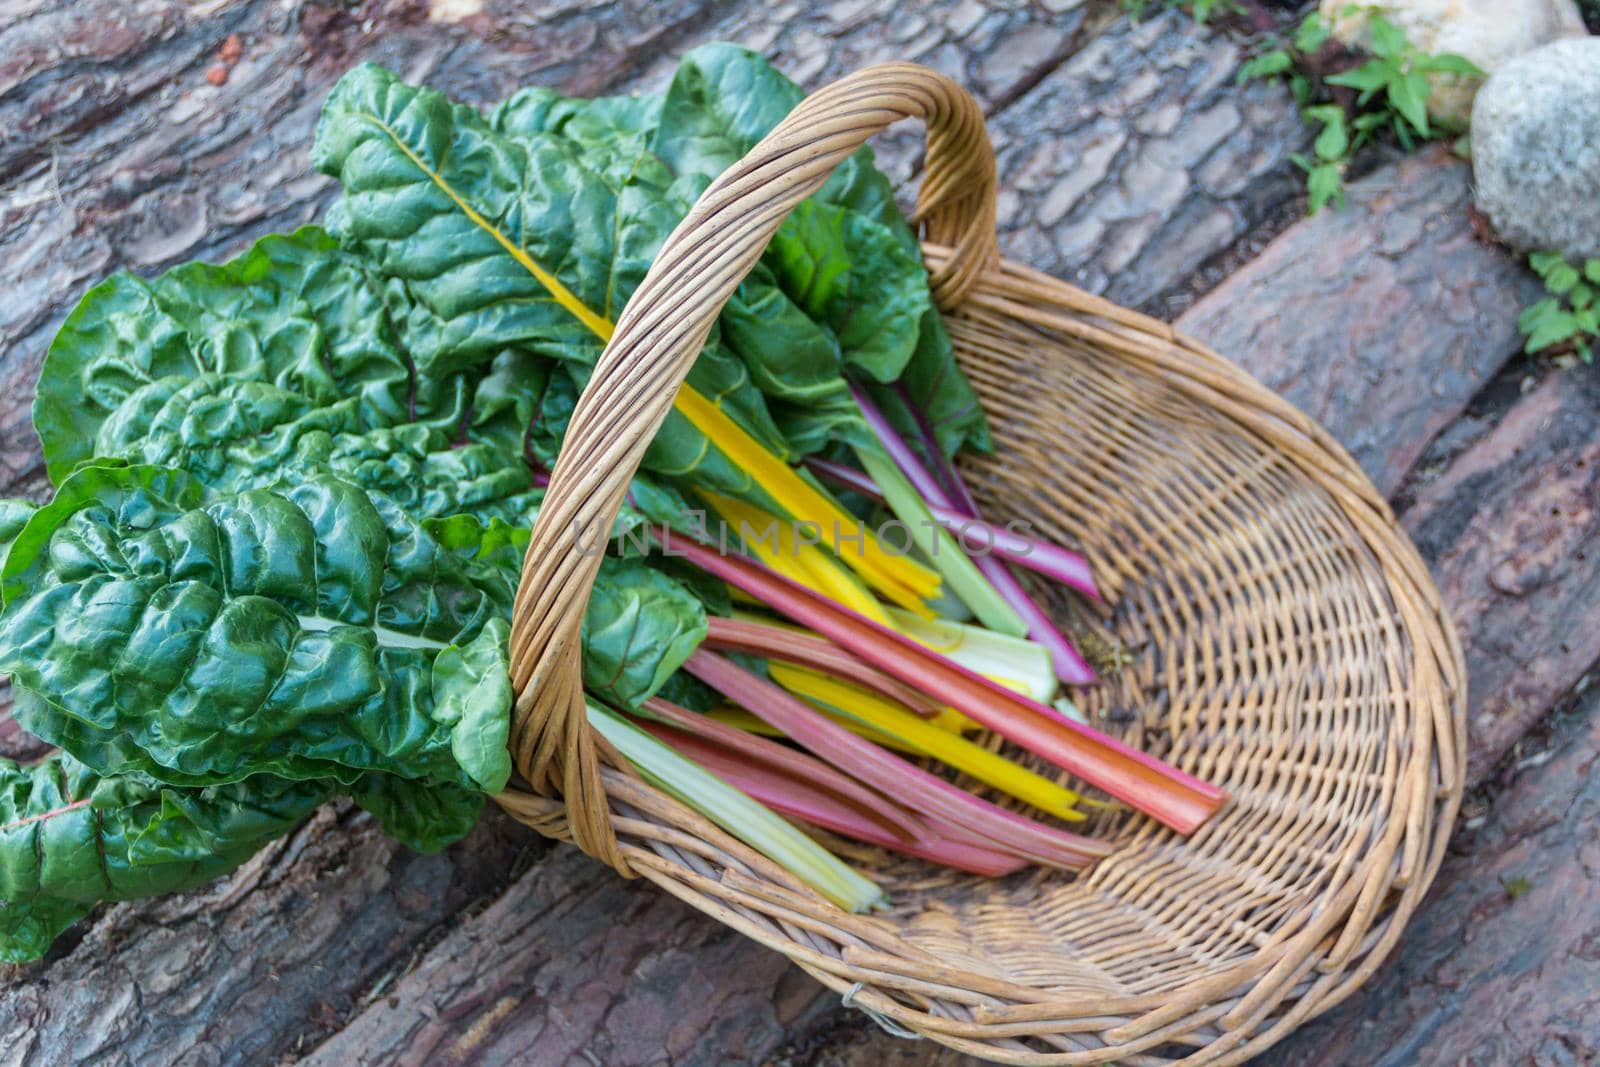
<box><xmin>768</xmin><ymin>663</ymin><xmax>1088</xmax><ymax>822</ymax></box>
<box><xmin>701</xmin><ymin>491</ymin><xmax>897</xmax><ymax>625</ymax></box>
<box><xmin>705</xmin><ymin>705</ymin><xmax>920</xmax><ymax>755</ymax></box>
<box><xmin>382</xmin><ymin>122</ymin><xmax>942</xmax><ymax>610</ymax></box>
<box><xmin>673</xmin><ymin>387</ymin><xmax>941</xmax><ymax>607</ymax></box>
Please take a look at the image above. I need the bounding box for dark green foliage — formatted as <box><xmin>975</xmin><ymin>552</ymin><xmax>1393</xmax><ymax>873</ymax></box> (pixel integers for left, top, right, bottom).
<box><xmin>1239</xmin><ymin>11</ymin><xmax>1482</xmax><ymax>214</ymax></box>
<box><xmin>1520</xmin><ymin>252</ymin><xmax>1600</xmax><ymax>363</ymax></box>
<box><xmin>3</xmin><ymin>43</ymin><xmax>984</xmax><ymax>959</ymax></box>
<box><xmin>0</xmin><ymin>747</ymin><xmax>328</xmax><ymax>962</ymax></box>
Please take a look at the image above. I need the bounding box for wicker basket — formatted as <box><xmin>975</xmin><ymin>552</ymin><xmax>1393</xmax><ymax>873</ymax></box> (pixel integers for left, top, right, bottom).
<box><xmin>490</xmin><ymin>63</ymin><xmax>1466</xmax><ymax>1064</ymax></box>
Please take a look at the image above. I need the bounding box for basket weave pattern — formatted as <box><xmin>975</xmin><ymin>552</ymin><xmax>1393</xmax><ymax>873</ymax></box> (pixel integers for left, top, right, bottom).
<box><xmin>490</xmin><ymin>64</ymin><xmax>1466</xmax><ymax>1064</ymax></box>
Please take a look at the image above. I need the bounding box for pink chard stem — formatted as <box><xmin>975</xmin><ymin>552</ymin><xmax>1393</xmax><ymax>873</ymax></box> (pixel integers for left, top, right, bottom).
<box><xmin>683</xmin><ymin>648</ymin><xmax>1108</xmax><ymax>869</ymax></box>
<box><xmin>803</xmin><ymin>456</ymin><xmax>1100</xmax><ymax>599</ymax></box>
<box><xmin>641</xmin><ymin>722</ymin><xmax>1029</xmax><ymax>877</ymax></box>
<box><xmin>849</xmin><ymin>383</ymin><xmax>1099</xmax><ymax>684</ymax></box>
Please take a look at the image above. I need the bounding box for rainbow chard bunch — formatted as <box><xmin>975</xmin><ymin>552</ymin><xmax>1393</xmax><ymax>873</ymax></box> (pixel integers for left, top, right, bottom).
<box><xmin>0</xmin><ymin>46</ymin><xmax>1224</xmax><ymax>957</ymax></box>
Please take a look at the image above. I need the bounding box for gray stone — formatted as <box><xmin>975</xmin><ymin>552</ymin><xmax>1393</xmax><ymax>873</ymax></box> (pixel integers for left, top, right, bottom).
<box><xmin>1323</xmin><ymin>0</ymin><xmax>1586</xmax><ymax>125</ymax></box>
<box><xmin>1472</xmin><ymin>37</ymin><xmax>1600</xmax><ymax>259</ymax></box>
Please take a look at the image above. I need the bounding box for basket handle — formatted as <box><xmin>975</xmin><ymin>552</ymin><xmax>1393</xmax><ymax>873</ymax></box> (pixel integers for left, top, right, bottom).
<box><xmin>503</xmin><ymin>63</ymin><xmax>998</xmax><ymax>870</ymax></box>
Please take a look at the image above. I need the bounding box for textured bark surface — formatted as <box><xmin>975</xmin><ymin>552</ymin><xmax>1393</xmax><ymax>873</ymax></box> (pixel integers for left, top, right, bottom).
<box><xmin>302</xmin><ymin>846</ymin><xmax>833</xmax><ymax>1067</ymax></box>
<box><xmin>622</xmin><ymin>0</ymin><xmax>1098</xmax><ymax>188</ymax></box>
<box><xmin>988</xmin><ymin>9</ymin><xmax>1308</xmax><ymax>310</ymax></box>
<box><xmin>0</xmin><ymin>0</ymin><xmax>1588</xmax><ymax>1065</ymax></box>
<box><xmin>1177</xmin><ymin>149</ymin><xmax>1544</xmax><ymax>497</ymax></box>
<box><xmin>1403</xmin><ymin>372</ymin><xmax>1600</xmax><ymax>784</ymax></box>
<box><xmin>1274</xmin><ymin>686</ymin><xmax>1600</xmax><ymax>1067</ymax></box>
<box><xmin>0</xmin><ymin>804</ymin><xmax>534</xmax><ymax>1066</ymax></box>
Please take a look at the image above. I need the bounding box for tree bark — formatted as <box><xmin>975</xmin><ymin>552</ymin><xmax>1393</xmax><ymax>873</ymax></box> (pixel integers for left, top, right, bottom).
<box><xmin>0</xmin><ymin>2</ymin><xmax>1571</xmax><ymax>1065</ymax></box>
<box><xmin>1177</xmin><ymin>150</ymin><xmax>1543</xmax><ymax>499</ymax></box>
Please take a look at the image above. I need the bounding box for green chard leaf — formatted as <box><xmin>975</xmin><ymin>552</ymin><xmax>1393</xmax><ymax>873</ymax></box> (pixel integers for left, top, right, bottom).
<box><xmin>32</xmin><ymin>228</ymin><xmax>544</xmax><ymax>523</ymax></box>
<box><xmin>582</xmin><ymin>556</ymin><xmax>708</xmax><ymax>709</ymax></box>
<box><xmin>494</xmin><ymin>87</ymin><xmax>850</xmax><ymax>454</ymax></box>
<box><xmin>863</xmin><ymin>313</ymin><xmax>989</xmax><ymax>460</ymax></box>
<box><xmin>0</xmin><ymin>499</ymin><xmax>37</xmax><ymax>571</ymax></box>
<box><xmin>0</xmin><ymin>747</ymin><xmax>328</xmax><ymax>963</ymax></box>
<box><xmin>313</xmin><ymin>62</ymin><xmax>809</xmax><ymax>511</ymax></box>
<box><xmin>0</xmin><ymin>44</ymin><xmax>1019</xmax><ymax>956</ymax></box>
<box><xmin>651</xmin><ymin>43</ymin><xmax>905</xmax><ymax>238</ymax></box>
<box><xmin>0</xmin><ymin>464</ymin><xmax>517</xmax><ymax>792</ymax></box>
<box><xmin>38</xmin><ymin>229</ymin><xmax>408</xmax><ymax>483</ymax></box>
<box><xmin>0</xmin><ymin>462</ymin><xmax>710</xmax><ymax>793</ymax></box>
<box><xmin>651</xmin><ymin>44</ymin><xmax>991</xmax><ymax>459</ymax></box>
<box><xmin>348</xmin><ymin>773</ymin><xmax>484</xmax><ymax>854</ymax></box>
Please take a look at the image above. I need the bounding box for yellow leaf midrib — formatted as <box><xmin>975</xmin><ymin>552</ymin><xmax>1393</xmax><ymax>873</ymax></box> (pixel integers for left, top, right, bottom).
<box><xmin>371</xmin><ymin>111</ymin><xmax>941</xmax><ymax>603</ymax></box>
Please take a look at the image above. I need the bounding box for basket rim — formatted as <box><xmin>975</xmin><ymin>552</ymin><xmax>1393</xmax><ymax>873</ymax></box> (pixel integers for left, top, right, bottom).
<box><xmin>491</xmin><ymin>57</ymin><xmax>1466</xmax><ymax>1064</ymax></box>
<box><xmin>494</xmin><ymin>245</ymin><xmax>1467</xmax><ymax>1066</ymax></box>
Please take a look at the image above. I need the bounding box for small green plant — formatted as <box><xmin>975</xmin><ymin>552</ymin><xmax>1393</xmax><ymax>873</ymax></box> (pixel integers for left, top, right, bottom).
<box><xmin>1501</xmin><ymin>875</ymin><xmax>1534</xmax><ymax>900</ymax></box>
<box><xmin>1240</xmin><ymin>9</ymin><xmax>1483</xmax><ymax>213</ymax></box>
<box><xmin>1519</xmin><ymin>252</ymin><xmax>1600</xmax><ymax>364</ymax></box>
<box><xmin>1122</xmin><ymin>0</ymin><xmax>1243</xmax><ymax>25</ymax></box>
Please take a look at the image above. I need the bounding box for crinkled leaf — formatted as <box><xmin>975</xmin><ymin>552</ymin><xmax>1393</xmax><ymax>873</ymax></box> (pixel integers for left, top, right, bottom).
<box><xmin>651</xmin><ymin>43</ymin><xmax>906</xmax><ymax>241</ymax></box>
<box><xmin>295</xmin><ymin>424</ymin><xmax>541</xmax><ymax>526</ymax></box>
<box><xmin>0</xmin><ymin>499</ymin><xmax>36</xmax><ymax>572</ymax></box>
<box><xmin>313</xmin><ymin>68</ymin><xmax>607</xmax><ymax>372</ymax></box>
<box><xmin>764</xmin><ymin>199</ymin><xmax>928</xmax><ymax>383</ymax></box>
<box><xmin>537</xmin><ymin>95</ymin><xmax>868</xmax><ymax>458</ymax></box>
<box><xmin>0</xmin><ymin>747</ymin><xmax>327</xmax><ymax>962</ymax></box>
<box><xmin>32</xmin><ymin>229</ymin><xmax>543</xmax><ymax>523</ymax></box>
<box><xmin>649</xmin><ymin>45</ymin><xmax>987</xmax><ymax>458</ymax></box>
<box><xmin>0</xmin><ymin>465</ymin><xmax>515</xmax><ymax>790</ymax></box>
<box><xmin>315</xmin><ymin>63</ymin><xmax>800</xmax><ymax>507</ymax></box>
<box><xmin>432</xmin><ymin>618</ymin><xmax>513</xmax><ymax>792</ymax></box>
<box><xmin>37</xmin><ymin>229</ymin><xmax>414</xmax><ymax>483</ymax></box>
<box><xmin>349</xmin><ymin>773</ymin><xmax>484</xmax><ymax>854</ymax></box>
<box><xmin>651</xmin><ymin>46</ymin><xmax>990</xmax><ymax>457</ymax></box>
